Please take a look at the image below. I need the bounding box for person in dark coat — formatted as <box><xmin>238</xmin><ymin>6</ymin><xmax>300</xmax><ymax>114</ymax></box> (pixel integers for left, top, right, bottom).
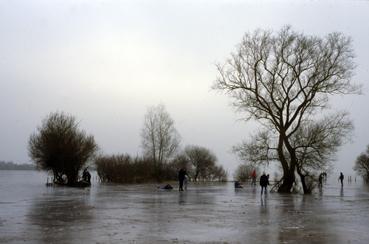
<box><xmin>234</xmin><ymin>181</ymin><xmax>243</xmax><ymax>189</ymax></box>
<box><xmin>178</xmin><ymin>168</ymin><xmax>188</xmax><ymax>191</ymax></box>
<box><xmin>260</xmin><ymin>172</ymin><xmax>269</xmax><ymax>194</ymax></box>
<box><xmin>339</xmin><ymin>172</ymin><xmax>344</xmax><ymax>187</ymax></box>
<box><xmin>318</xmin><ymin>173</ymin><xmax>324</xmax><ymax>188</ymax></box>
<box><xmin>82</xmin><ymin>167</ymin><xmax>91</xmax><ymax>184</ymax></box>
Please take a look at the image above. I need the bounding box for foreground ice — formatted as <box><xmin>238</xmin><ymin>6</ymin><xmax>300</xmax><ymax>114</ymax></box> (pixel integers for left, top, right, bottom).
<box><xmin>1</xmin><ymin>171</ymin><xmax>369</xmax><ymax>243</ymax></box>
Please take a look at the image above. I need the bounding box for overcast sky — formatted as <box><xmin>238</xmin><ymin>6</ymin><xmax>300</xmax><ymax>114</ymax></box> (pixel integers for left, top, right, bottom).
<box><xmin>1</xmin><ymin>0</ymin><xmax>368</xmax><ymax>177</ymax></box>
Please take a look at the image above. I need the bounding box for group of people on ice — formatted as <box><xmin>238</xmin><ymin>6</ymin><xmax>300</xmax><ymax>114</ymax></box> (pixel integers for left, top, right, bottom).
<box><xmin>161</xmin><ymin>167</ymin><xmax>350</xmax><ymax>194</ymax></box>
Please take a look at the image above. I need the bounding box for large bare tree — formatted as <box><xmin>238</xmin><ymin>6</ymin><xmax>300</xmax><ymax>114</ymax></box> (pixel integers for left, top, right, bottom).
<box><xmin>214</xmin><ymin>26</ymin><xmax>360</xmax><ymax>193</ymax></box>
<box><xmin>141</xmin><ymin>104</ymin><xmax>180</xmax><ymax>165</ymax></box>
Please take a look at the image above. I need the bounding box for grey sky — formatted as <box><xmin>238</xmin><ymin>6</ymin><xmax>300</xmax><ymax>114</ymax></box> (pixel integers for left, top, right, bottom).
<box><xmin>1</xmin><ymin>0</ymin><xmax>368</xmax><ymax>177</ymax></box>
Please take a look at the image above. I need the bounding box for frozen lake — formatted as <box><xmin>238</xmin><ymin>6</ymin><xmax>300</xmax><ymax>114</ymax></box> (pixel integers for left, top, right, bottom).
<box><xmin>1</xmin><ymin>171</ymin><xmax>369</xmax><ymax>243</ymax></box>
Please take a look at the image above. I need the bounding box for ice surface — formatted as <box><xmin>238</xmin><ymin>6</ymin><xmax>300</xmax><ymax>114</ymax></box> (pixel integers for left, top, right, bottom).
<box><xmin>1</xmin><ymin>171</ymin><xmax>368</xmax><ymax>243</ymax></box>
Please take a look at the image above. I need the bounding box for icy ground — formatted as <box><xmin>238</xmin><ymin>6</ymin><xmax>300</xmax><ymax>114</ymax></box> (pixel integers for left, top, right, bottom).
<box><xmin>1</xmin><ymin>171</ymin><xmax>368</xmax><ymax>243</ymax></box>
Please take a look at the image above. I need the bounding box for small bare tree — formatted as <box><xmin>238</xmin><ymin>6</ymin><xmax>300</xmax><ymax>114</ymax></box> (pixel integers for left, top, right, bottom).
<box><xmin>292</xmin><ymin>112</ymin><xmax>352</xmax><ymax>192</ymax></box>
<box><xmin>28</xmin><ymin>112</ymin><xmax>97</xmax><ymax>186</ymax></box>
<box><xmin>234</xmin><ymin>163</ymin><xmax>260</xmax><ymax>182</ymax></box>
<box><xmin>354</xmin><ymin>146</ymin><xmax>369</xmax><ymax>182</ymax></box>
<box><xmin>141</xmin><ymin>104</ymin><xmax>180</xmax><ymax>165</ymax></box>
<box><xmin>184</xmin><ymin>145</ymin><xmax>217</xmax><ymax>181</ymax></box>
<box><xmin>209</xmin><ymin>165</ymin><xmax>228</xmax><ymax>182</ymax></box>
<box><xmin>234</xmin><ymin>113</ymin><xmax>352</xmax><ymax>193</ymax></box>
<box><xmin>214</xmin><ymin>26</ymin><xmax>360</xmax><ymax>193</ymax></box>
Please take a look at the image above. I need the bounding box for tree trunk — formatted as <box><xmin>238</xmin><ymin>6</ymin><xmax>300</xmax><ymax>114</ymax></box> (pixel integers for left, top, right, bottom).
<box><xmin>277</xmin><ymin>134</ymin><xmax>295</xmax><ymax>193</ymax></box>
<box><xmin>299</xmin><ymin>174</ymin><xmax>309</xmax><ymax>194</ymax></box>
<box><xmin>278</xmin><ymin>170</ymin><xmax>295</xmax><ymax>193</ymax></box>
<box><xmin>296</xmin><ymin>167</ymin><xmax>312</xmax><ymax>194</ymax></box>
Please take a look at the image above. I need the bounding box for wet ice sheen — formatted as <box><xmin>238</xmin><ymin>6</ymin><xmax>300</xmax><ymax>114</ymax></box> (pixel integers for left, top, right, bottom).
<box><xmin>1</xmin><ymin>171</ymin><xmax>369</xmax><ymax>243</ymax></box>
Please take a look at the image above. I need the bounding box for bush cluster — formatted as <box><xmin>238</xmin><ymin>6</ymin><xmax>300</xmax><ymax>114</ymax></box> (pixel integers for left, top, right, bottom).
<box><xmin>28</xmin><ymin>112</ymin><xmax>97</xmax><ymax>186</ymax></box>
<box><xmin>95</xmin><ymin>155</ymin><xmax>177</xmax><ymax>183</ymax></box>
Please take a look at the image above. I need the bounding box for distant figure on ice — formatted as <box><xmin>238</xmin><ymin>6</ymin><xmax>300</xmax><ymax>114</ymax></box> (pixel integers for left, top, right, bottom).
<box><xmin>339</xmin><ymin>172</ymin><xmax>344</xmax><ymax>187</ymax></box>
<box><xmin>234</xmin><ymin>181</ymin><xmax>243</xmax><ymax>189</ymax></box>
<box><xmin>178</xmin><ymin>168</ymin><xmax>188</xmax><ymax>191</ymax></box>
<box><xmin>318</xmin><ymin>172</ymin><xmax>327</xmax><ymax>188</ymax></box>
<box><xmin>82</xmin><ymin>167</ymin><xmax>91</xmax><ymax>184</ymax></box>
<box><xmin>251</xmin><ymin>169</ymin><xmax>257</xmax><ymax>186</ymax></box>
<box><xmin>322</xmin><ymin>172</ymin><xmax>327</xmax><ymax>182</ymax></box>
<box><xmin>318</xmin><ymin>173</ymin><xmax>323</xmax><ymax>187</ymax></box>
<box><xmin>260</xmin><ymin>172</ymin><xmax>269</xmax><ymax>194</ymax></box>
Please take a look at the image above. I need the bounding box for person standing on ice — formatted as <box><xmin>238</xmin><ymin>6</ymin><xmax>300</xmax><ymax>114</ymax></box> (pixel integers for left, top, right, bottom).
<box><xmin>260</xmin><ymin>172</ymin><xmax>269</xmax><ymax>194</ymax></box>
<box><xmin>251</xmin><ymin>169</ymin><xmax>257</xmax><ymax>186</ymax></box>
<box><xmin>339</xmin><ymin>172</ymin><xmax>344</xmax><ymax>187</ymax></box>
<box><xmin>178</xmin><ymin>168</ymin><xmax>188</xmax><ymax>191</ymax></box>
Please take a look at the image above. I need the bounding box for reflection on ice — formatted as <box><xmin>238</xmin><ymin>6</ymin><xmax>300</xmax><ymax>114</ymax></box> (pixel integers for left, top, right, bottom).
<box><xmin>26</xmin><ymin>188</ymin><xmax>94</xmax><ymax>244</ymax></box>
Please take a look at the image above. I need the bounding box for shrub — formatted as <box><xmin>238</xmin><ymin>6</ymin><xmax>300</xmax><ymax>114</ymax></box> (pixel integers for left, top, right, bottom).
<box><xmin>95</xmin><ymin>155</ymin><xmax>177</xmax><ymax>183</ymax></box>
<box><xmin>28</xmin><ymin>112</ymin><xmax>97</xmax><ymax>186</ymax></box>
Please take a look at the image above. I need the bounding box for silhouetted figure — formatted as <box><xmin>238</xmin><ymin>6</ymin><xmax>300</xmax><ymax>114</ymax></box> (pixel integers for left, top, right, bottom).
<box><xmin>82</xmin><ymin>168</ymin><xmax>91</xmax><ymax>184</ymax></box>
<box><xmin>339</xmin><ymin>172</ymin><xmax>344</xmax><ymax>187</ymax></box>
<box><xmin>251</xmin><ymin>169</ymin><xmax>257</xmax><ymax>186</ymax></box>
<box><xmin>320</xmin><ymin>172</ymin><xmax>327</xmax><ymax>183</ymax></box>
<box><xmin>178</xmin><ymin>168</ymin><xmax>188</xmax><ymax>191</ymax></box>
<box><xmin>319</xmin><ymin>172</ymin><xmax>327</xmax><ymax>187</ymax></box>
<box><xmin>234</xmin><ymin>181</ymin><xmax>243</xmax><ymax>188</ymax></box>
<box><xmin>318</xmin><ymin>173</ymin><xmax>324</xmax><ymax>188</ymax></box>
<box><xmin>260</xmin><ymin>173</ymin><xmax>269</xmax><ymax>194</ymax></box>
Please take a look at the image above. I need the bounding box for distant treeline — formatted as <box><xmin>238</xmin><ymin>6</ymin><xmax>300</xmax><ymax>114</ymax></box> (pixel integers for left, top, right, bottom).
<box><xmin>0</xmin><ymin>161</ymin><xmax>35</xmax><ymax>170</ymax></box>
